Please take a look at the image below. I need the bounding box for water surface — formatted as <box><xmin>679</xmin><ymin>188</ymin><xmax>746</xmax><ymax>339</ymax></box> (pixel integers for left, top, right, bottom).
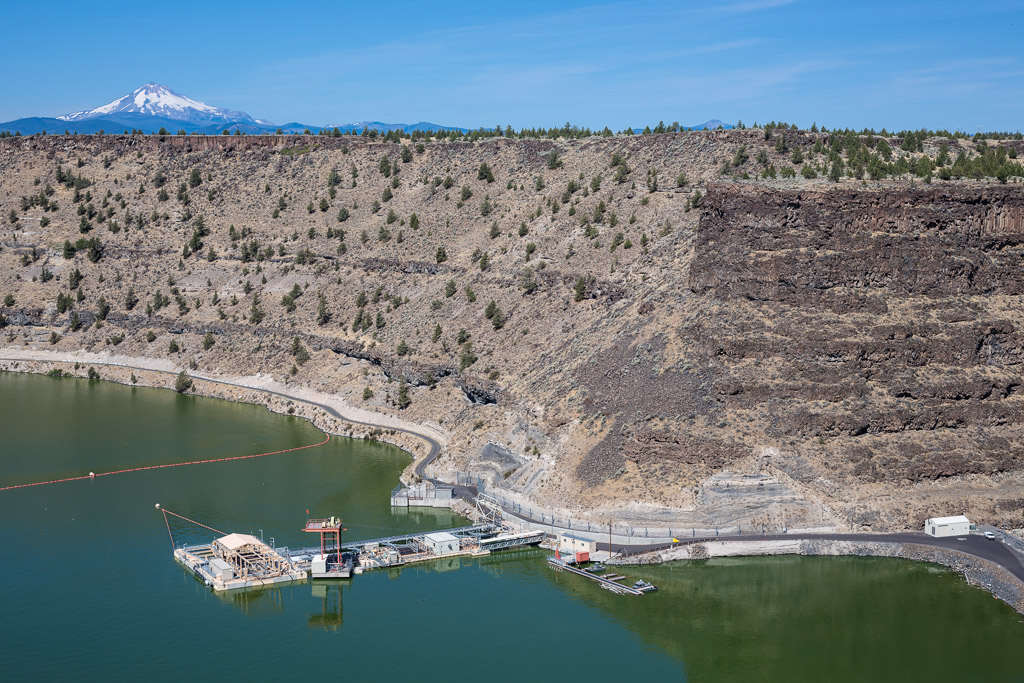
<box><xmin>1</xmin><ymin>372</ymin><xmax>1021</xmax><ymax>682</ymax></box>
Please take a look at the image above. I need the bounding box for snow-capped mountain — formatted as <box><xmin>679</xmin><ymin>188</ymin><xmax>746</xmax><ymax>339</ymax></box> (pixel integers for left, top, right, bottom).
<box><xmin>0</xmin><ymin>81</ymin><xmax>725</xmax><ymax>136</ymax></box>
<box><xmin>58</xmin><ymin>83</ymin><xmax>268</xmax><ymax>125</ymax></box>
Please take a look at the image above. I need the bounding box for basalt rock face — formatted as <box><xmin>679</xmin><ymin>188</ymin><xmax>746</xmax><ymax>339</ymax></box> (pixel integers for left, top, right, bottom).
<box><xmin>691</xmin><ymin>185</ymin><xmax>1024</xmax><ymax>304</ymax></box>
<box><xmin>688</xmin><ymin>184</ymin><xmax>1024</xmax><ymax>487</ymax></box>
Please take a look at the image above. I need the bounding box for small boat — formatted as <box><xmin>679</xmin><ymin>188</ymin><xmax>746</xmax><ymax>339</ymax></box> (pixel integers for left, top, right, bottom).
<box><xmin>584</xmin><ymin>563</ymin><xmax>606</xmax><ymax>574</ymax></box>
<box><xmin>632</xmin><ymin>579</ymin><xmax>658</xmax><ymax>593</ymax></box>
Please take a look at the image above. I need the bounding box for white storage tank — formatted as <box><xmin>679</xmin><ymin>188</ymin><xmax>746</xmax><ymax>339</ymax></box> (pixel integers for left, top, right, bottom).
<box><xmin>924</xmin><ymin>515</ymin><xmax>971</xmax><ymax>537</ymax></box>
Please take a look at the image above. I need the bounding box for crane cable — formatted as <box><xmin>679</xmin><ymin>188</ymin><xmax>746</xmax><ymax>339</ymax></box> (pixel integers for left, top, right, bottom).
<box><xmin>160</xmin><ymin>507</ymin><xmax>229</xmax><ymax>549</ymax></box>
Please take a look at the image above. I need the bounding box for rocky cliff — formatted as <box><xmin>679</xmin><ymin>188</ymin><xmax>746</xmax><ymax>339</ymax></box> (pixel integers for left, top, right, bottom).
<box><xmin>2</xmin><ymin>132</ymin><xmax>1022</xmax><ymax>532</ymax></box>
<box><xmin>681</xmin><ymin>184</ymin><xmax>1024</xmax><ymax>525</ymax></box>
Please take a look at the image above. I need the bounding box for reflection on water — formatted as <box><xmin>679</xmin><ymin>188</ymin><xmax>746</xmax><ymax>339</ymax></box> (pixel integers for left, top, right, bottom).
<box><xmin>309</xmin><ymin>583</ymin><xmax>345</xmax><ymax>630</ymax></box>
<box><xmin>213</xmin><ymin>583</ymin><xmax>290</xmax><ymax>616</ymax></box>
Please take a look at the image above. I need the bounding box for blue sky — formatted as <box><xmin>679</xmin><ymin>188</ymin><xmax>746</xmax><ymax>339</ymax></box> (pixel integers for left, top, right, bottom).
<box><xmin>1</xmin><ymin>0</ymin><xmax>1022</xmax><ymax>131</ymax></box>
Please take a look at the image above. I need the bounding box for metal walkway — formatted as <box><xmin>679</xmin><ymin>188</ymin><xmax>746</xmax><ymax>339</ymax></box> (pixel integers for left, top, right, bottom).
<box><xmin>287</xmin><ymin>523</ymin><xmax>500</xmax><ymax>560</ymax></box>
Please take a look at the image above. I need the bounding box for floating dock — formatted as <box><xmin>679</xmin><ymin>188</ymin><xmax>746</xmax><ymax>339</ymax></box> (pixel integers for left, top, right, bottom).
<box><xmin>290</xmin><ymin>523</ymin><xmax>544</xmax><ymax>573</ymax></box>
<box><xmin>172</xmin><ymin>518</ymin><xmax>544</xmax><ymax>591</ymax></box>
<box><xmin>547</xmin><ymin>556</ymin><xmax>657</xmax><ymax>596</ymax></box>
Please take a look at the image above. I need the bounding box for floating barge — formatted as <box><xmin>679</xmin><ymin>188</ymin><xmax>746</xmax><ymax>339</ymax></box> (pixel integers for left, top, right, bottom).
<box><xmin>174</xmin><ymin>533</ymin><xmax>307</xmax><ymax>591</ymax></box>
<box><xmin>293</xmin><ymin>524</ymin><xmax>545</xmax><ymax>573</ymax></box>
<box><xmin>172</xmin><ymin>517</ymin><xmax>544</xmax><ymax>591</ymax></box>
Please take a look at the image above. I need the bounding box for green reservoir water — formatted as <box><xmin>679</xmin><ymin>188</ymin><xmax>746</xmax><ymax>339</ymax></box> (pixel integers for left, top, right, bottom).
<box><xmin>1</xmin><ymin>372</ymin><xmax>1022</xmax><ymax>682</ymax></box>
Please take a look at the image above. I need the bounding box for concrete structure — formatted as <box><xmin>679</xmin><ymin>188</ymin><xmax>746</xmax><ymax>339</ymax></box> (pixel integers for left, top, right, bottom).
<box><xmin>924</xmin><ymin>515</ymin><xmax>972</xmax><ymax>538</ymax></box>
<box><xmin>390</xmin><ymin>482</ymin><xmax>454</xmax><ymax>508</ymax></box>
<box><xmin>558</xmin><ymin>533</ymin><xmax>597</xmax><ymax>555</ymax></box>
<box><xmin>423</xmin><ymin>531</ymin><xmax>460</xmax><ymax>555</ymax></box>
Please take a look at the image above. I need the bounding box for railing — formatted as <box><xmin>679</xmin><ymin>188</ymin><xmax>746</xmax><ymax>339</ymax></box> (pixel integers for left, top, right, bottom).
<box><xmin>992</xmin><ymin>528</ymin><xmax>1024</xmax><ymax>558</ymax></box>
<box><xmin>287</xmin><ymin>523</ymin><xmax>498</xmax><ymax>558</ymax></box>
<box><xmin>457</xmin><ymin>471</ymin><xmax>797</xmax><ymax>546</ymax></box>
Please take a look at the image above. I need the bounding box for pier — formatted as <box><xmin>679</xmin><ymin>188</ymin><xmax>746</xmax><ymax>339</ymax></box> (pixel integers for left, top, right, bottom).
<box><xmin>166</xmin><ymin>507</ymin><xmax>544</xmax><ymax>591</ymax></box>
<box><xmin>547</xmin><ymin>556</ymin><xmax>656</xmax><ymax>596</ymax></box>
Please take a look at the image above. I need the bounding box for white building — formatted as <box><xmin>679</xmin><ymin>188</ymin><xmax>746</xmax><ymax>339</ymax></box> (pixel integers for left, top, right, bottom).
<box><xmin>924</xmin><ymin>515</ymin><xmax>972</xmax><ymax>537</ymax></box>
<box><xmin>558</xmin><ymin>533</ymin><xmax>597</xmax><ymax>555</ymax></box>
<box><xmin>423</xmin><ymin>531</ymin><xmax>460</xmax><ymax>555</ymax></box>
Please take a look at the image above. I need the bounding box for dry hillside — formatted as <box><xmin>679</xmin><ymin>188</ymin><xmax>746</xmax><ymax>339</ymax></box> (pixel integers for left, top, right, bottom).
<box><xmin>2</xmin><ymin>130</ymin><xmax>1023</xmax><ymax>532</ymax></box>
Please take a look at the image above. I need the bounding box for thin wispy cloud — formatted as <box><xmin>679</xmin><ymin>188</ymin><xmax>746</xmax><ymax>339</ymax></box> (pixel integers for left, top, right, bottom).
<box><xmin>711</xmin><ymin>0</ymin><xmax>798</xmax><ymax>14</ymax></box>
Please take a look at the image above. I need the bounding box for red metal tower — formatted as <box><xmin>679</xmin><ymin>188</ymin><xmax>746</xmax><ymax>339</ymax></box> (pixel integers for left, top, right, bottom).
<box><xmin>303</xmin><ymin>516</ymin><xmax>346</xmax><ymax>558</ymax></box>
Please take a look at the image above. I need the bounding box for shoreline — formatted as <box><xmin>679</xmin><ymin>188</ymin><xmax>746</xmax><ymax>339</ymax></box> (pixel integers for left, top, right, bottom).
<box><xmin>0</xmin><ymin>349</ymin><xmax>448</xmax><ymax>484</ymax></box>
<box><xmin>3</xmin><ymin>349</ymin><xmax>1024</xmax><ymax>615</ymax></box>
<box><xmin>619</xmin><ymin>537</ymin><xmax>1024</xmax><ymax>615</ymax></box>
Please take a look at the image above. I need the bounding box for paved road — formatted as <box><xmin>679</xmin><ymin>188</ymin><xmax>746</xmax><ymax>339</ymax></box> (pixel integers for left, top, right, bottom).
<box><xmin>579</xmin><ymin>531</ymin><xmax>1024</xmax><ymax>583</ymax></box>
<box><xmin>7</xmin><ymin>357</ymin><xmax>1023</xmax><ymax>583</ymax></box>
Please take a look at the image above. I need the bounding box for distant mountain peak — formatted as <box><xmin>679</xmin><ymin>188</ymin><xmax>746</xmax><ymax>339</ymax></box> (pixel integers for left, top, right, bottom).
<box><xmin>58</xmin><ymin>83</ymin><xmax>260</xmax><ymax>125</ymax></box>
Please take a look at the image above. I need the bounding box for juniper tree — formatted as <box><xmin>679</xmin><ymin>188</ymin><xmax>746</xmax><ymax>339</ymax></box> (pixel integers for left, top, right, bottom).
<box><xmin>174</xmin><ymin>371</ymin><xmax>193</xmax><ymax>393</ymax></box>
<box><xmin>249</xmin><ymin>294</ymin><xmax>265</xmax><ymax>324</ymax></box>
<box><xmin>574</xmin><ymin>276</ymin><xmax>587</xmax><ymax>302</ymax></box>
<box><xmin>316</xmin><ymin>292</ymin><xmax>330</xmax><ymax>324</ymax></box>
<box><xmin>459</xmin><ymin>342</ymin><xmax>477</xmax><ymax>370</ymax></box>
<box><xmin>396</xmin><ymin>380</ymin><xmax>411</xmax><ymax>409</ymax></box>
<box><xmin>96</xmin><ymin>296</ymin><xmax>110</xmax><ymax>321</ymax></box>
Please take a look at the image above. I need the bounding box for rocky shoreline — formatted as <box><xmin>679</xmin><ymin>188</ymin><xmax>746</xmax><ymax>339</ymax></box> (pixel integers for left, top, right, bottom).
<box><xmin>0</xmin><ymin>352</ymin><xmax>441</xmax><ymax>477</ymax></box>
<box><xmin>618</xmin><ymin>537</ymin><xmax>1024</xmax><ymax>615</ymax></box>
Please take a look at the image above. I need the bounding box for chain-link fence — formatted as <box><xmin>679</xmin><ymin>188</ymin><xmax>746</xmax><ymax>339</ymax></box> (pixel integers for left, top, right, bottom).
<box><xmin>460</xmin><ymin>471</ymin><xmax>790</xmax><ymax>545</ymax></box>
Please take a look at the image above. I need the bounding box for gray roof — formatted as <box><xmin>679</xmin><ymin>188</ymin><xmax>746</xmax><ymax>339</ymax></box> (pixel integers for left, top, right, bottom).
<box><xmin>927</xmin><ymin>515</ymin><xmax>970</xmax><ymax>525</ymax></box>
